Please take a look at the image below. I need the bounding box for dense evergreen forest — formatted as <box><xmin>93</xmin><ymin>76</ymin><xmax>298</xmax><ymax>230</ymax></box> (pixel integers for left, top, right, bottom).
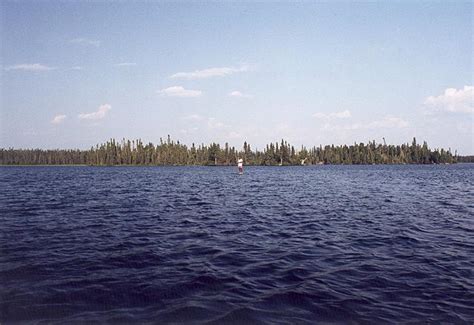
<box><xmin>0</xmin><ymin>136</ymin><xmax>460</xmax><ymax>165</ymax></box>
<box><xmin>456</xmin><ymin>155</ymin><xmax>474</xmax><ymax>163</ymax></box>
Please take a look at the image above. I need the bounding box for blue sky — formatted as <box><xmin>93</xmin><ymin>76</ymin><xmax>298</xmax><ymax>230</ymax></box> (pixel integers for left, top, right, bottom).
<box><xmin>1</xmin><ymin>1</ymin><xmax>473</xmax><ymax>154</ymax></box>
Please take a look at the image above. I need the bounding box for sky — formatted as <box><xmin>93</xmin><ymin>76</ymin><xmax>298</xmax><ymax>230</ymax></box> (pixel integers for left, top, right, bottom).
<box><xmin>1</xmin><ymin>1</ymin><xmax>473</xmax><ymax>154</ymax></box>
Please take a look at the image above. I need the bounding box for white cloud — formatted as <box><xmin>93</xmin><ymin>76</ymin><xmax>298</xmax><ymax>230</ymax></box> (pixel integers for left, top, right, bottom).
<box><xmin>70</xmin><ymin>66</ymin><xmax>83</xmax><ymax>70</ymax></box>
<box><xmin>170</xmin><ymin>65</ymin><xmax>249</xmax><ymax>80</ymax></box>
<box><xmin>366</xmin><ymin>116</ymin><xmax>409</xmax><ymax>129</ymax></box>
<box><xmin>183</xmin><ymin>114</ymin><xmax>204</xmax><ymax>121</ymax></box>
<box><xmin>349</xmin><ymin>116</ymin><xmax>409</xmax><ymax>130</ymax></box>
<box><xmin>69</xmin><ymin>38</ymin><xmax>101</xmax><ymax>47</ymax></box>
<box><xmin>158</xmin><ymin>86</ymin><xmax>202</xmax><ymax>98</ymax></box>
<box><xmin>456</xmin><ymin>121</ymin><xmax>473</xmax><ymax>134</ymax></box>
<box><xmin>313</xmin><ymin>110</ymin><xmax>351</xmax><ymax>119</ymax></box>
<box><xmin>181</xmin><ymin>114</ymin><xmax>233</xmax><ymax>138</ymax></box>
<box><xmin>229</xmin><ymin>90</ymin><xmax>252</xmax><ymax>98</ymax></box>
<box><xmin>183</xmin><ymin>114</ymin><xmax>230</xmax><ymax>130</ymax></box>
<box><xmin>424</xmin><ymin>86</ymin><xmax>474</xmax><ymax>114</ymax></box>
<box><xmin>78</xmin><ymin>104</ymin><xmax>111</xmax><ymax>120</ymax></box>
<box><xmin>114</xmin><ymin>62</ymin><xmax>137</xmax><ymax>67</ymax></box>
<box><xmin>207</xmin><ymin>117</ymin><xmax>228</xmax><ymax>129</ymax></box>
<box><xmin>180</xmin><ymin>127</ymin><xmax>199</xmax><ymax>134</ymax></box>
<box><xmin>5</xmin><ymin>63</ymin><xmax>56</xmax><ymax>71</ymax></box>
<box><xmin>319</xmin><ymin>116</ymin><xmax>409</xmax><ymax>132</ymax></box>
<box><xmin>228</xmin><ymin>131</ymin><xmax>243</xmax><ymax>139</ymax></box>
<box><xmin>51</xmin><ymin>114</ymin><xmax>66</xmax><ymax>124</ymax></box>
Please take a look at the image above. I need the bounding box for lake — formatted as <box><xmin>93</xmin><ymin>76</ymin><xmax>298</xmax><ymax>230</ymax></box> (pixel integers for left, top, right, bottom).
<box><xmin>1</xmin><ymin>165</ymin><xmax>473</xmax><ymax>323</ymax></box>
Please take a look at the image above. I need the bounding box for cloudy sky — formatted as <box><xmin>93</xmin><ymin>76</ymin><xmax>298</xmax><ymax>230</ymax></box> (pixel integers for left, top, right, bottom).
<box><xmin>1</xmin><ymin>2</ymin><xmax>473</xmax><ymax>154</ymax></box>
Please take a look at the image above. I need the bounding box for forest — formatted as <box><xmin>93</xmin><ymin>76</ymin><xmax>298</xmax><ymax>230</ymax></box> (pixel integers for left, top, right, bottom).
<box><xmin>456</xmin><ymin>155</ymin><xmax>474</xmax><ymax>163</ymax></box>
<box><xmin>0</xmin><ymin>136</ymin><xmax>459</xmax><ymax>166</ymax></box>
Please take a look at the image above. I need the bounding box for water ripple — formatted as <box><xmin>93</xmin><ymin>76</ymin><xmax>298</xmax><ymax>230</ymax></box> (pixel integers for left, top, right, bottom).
<box><xmin>1</xmin><ymin>165</ymin><xmax>473</xmax><ymax>323</ymax></box>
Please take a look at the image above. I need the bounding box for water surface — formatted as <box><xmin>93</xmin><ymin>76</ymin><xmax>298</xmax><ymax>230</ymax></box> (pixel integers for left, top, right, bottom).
<box><xmin>1</xmin><ymin>165</ymin><xmax>473</xmax><ymax>323</ymax></box>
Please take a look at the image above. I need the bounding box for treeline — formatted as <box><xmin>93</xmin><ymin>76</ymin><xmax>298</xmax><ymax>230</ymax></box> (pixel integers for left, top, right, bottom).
<box><xmin>456</xmin><ymin>155</ymin><xmax>474</xmax><ymax>163</ymax></box>
<box><xmin>0</xmin><ymin>136</ymin><xmax>457</xmax><ymax>166</ymax></box>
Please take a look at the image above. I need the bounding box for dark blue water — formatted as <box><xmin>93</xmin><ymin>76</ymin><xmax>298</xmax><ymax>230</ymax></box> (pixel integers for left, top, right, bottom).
<box><xmin>1</xmin><ymin>165</ymin><xmax>473</xmax><ymax>324</ymax></box>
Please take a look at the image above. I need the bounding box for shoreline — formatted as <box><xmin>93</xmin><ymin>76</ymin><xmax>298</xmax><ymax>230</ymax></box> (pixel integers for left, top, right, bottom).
<box><xmin>0</xmin><ymin>163</ymin><xmax>465</xmax><ymax>167</ymax></box>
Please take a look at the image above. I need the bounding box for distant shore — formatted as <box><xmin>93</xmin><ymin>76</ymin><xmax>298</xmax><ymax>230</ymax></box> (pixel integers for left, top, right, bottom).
<box><xmin>1</xmin><ymin>162</ymin><xmax>468</xmax><ymax>167</ymax></box>
<box><xmin>0</xmin><ymin>137</ymin><xmax>459</xmax><ymax>166</ymax></box>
